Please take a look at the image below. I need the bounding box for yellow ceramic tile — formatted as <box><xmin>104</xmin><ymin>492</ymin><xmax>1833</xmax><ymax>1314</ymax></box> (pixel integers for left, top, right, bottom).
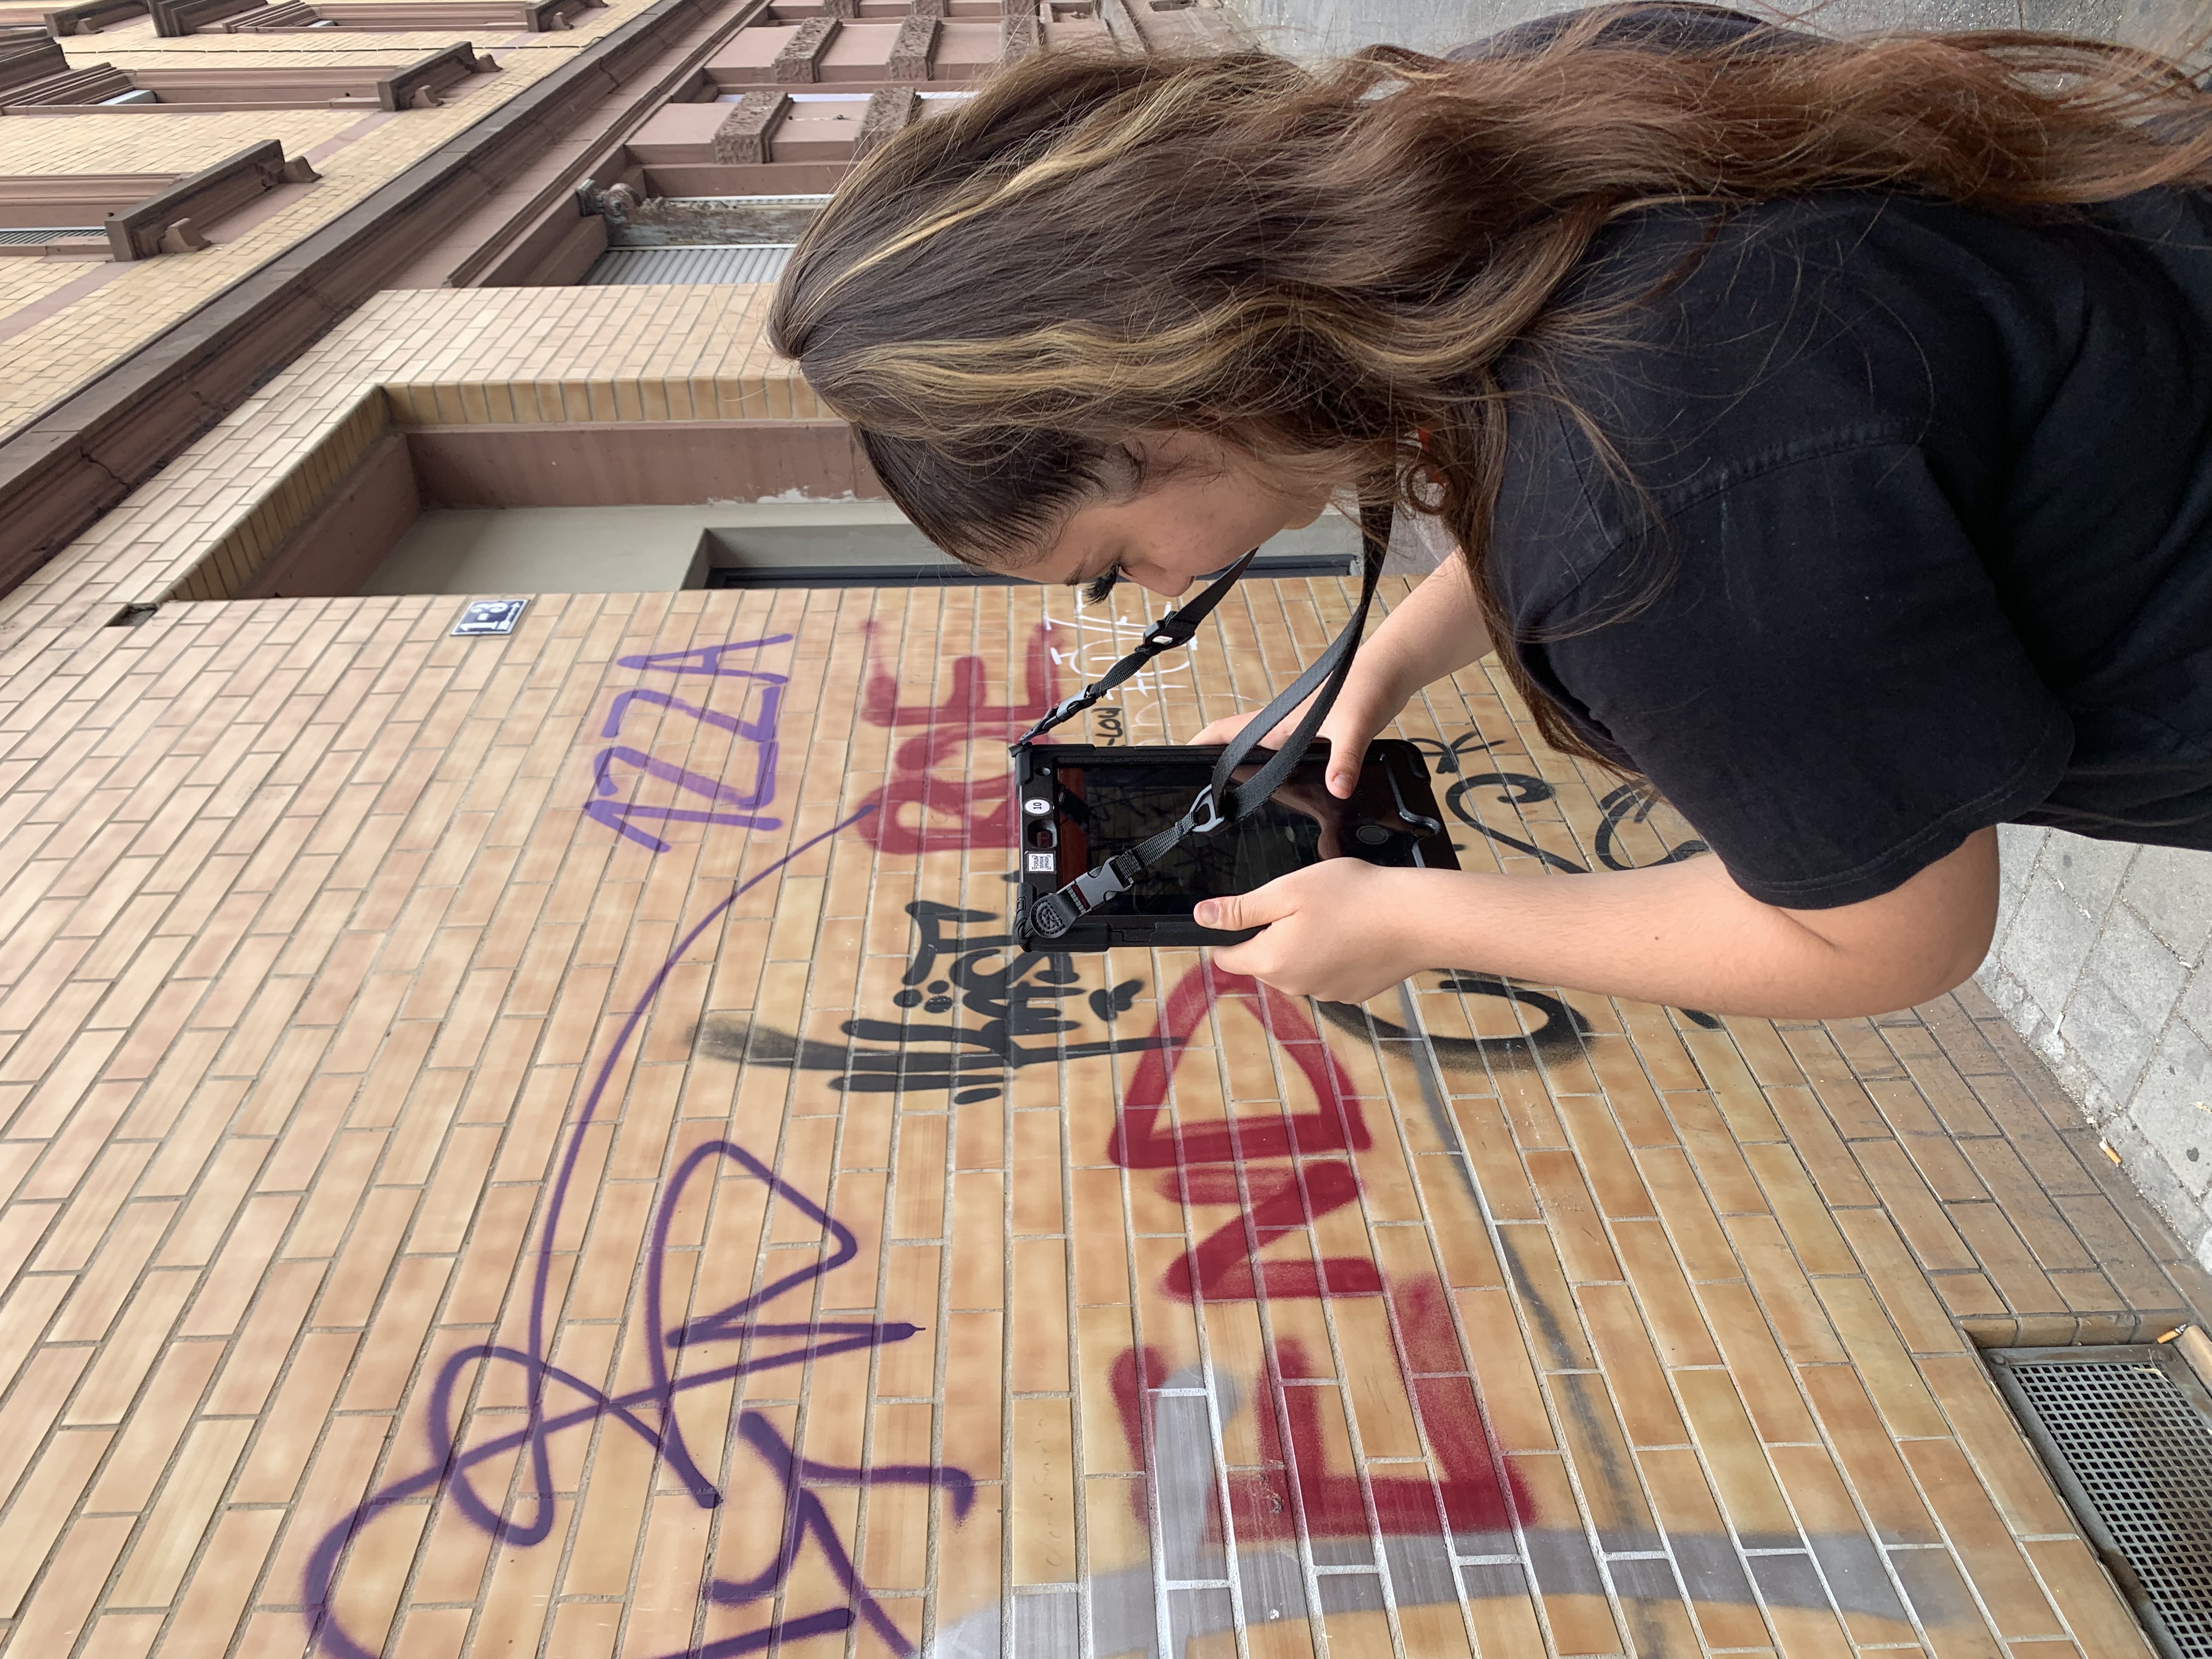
<box><xmin>0</xmin><ymin>529</ymin><xmax>2192</xmax><ymax>1659</ymax></box>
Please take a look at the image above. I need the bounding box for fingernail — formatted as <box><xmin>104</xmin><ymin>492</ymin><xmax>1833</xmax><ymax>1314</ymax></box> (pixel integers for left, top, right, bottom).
<box><xmin>1194</xmin><ymin>901</ymin><xmax>1218</xmax><ymax>926</ymax></box>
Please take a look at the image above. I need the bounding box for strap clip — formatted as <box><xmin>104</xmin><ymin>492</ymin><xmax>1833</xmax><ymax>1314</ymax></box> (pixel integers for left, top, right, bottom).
<box><xmin>1178</xmin><ymin>785</ymin><xmax>1224</xmax><ymax>837</ymax></box>
<box><xmin>1008</xmin><ymin>691</ymin><xmax>1092</xmax><ymax>755</ymax></box>
<box><xmin>1026</xmin><ymin>851</ymin><xmax>1144</xmax><ymax>939</ymax></box>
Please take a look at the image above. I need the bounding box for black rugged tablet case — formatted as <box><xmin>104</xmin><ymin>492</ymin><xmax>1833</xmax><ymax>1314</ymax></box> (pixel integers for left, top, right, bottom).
<box><xmin>1011</xmin><ymin>738</ymin><xmax>1459</xmax><ymax>952</ymax></box>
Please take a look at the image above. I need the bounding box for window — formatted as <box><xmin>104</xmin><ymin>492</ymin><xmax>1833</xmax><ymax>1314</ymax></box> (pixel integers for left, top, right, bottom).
<box><xmin>0</xmin><ymin>33</ymin><xmax>496</xmax><ymax>109</ymax></box>
<box><xmin>357</xmin><ymin>506</ymin><xmax>1363</xmax><ymax>595</ymax></box>
<box><xmin>0</xmin><ymin>1</ymin><xmax>146</xmax><ymax>38</ymax></box>
<box><xmin>177</xmin><ymin>0</ymin><xmax>597</xmax><ymax>32</ymax></box>
<box><xmin>703</xmin><ymin>15</ymin><xmax>1011</xmax><ymax>88</ymax></box>
<box><xmin>0</xmin><ymin>137</ymin><xmax>319</xmax><ymax>260</ymax></box>
<box><xmin>577</xmin><ymin>189</ymin><xmax>824</xmax><ymax>285</ymax></box>
<box><xmin>157</xmin><ymin>409</ymin><xmax>1373</xmax><ymax>603</ymax></box>
<box><xmin>622</xmin><ymin>84</ymin><xmax>967</xmax><ymax>194</ymax></box>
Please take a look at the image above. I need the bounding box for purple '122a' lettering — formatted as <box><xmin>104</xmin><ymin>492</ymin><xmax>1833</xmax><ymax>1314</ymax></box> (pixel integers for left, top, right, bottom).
<box><xmin>583</xmin><ymin>635</ymin><xmax>792</xmax><ymax>853</ymax></box>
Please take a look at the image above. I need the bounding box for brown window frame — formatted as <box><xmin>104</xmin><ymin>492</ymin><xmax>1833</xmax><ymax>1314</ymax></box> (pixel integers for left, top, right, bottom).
<box><xmin>160</xmin><ymin>0</ymin><xmax>598</xmax><ymax>33</ymax></box>
<box><xmin>0</xmin><ymin>137</ymin><xmax>320</xmax><ymax>260</ymax></box>
<box><xmin>0</xmin><ymin>0</ymin><xmax>148</xmax><ymax>39</ymax></box>
<box><xmin>0</xmin><ymin>36</ymin><xmax>497</xmax><ymax>111</ymax></box>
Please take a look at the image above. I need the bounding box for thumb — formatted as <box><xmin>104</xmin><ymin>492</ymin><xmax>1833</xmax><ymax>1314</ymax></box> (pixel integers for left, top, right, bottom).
<box><xmin>1324</xmin><ymin>727</ymin><xmax>1370</xmax><ymax>799</ymax></box>
<box><xmin>1194</xmin><ymin>879</ymin><xmax>1294</xmax><ymax>933</ymax></box>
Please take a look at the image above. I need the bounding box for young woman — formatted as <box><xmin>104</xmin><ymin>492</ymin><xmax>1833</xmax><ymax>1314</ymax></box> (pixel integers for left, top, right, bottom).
<box><xmin>768</xmin><ymin>4</ymin><xmax>2212</xmax><ymax>1014</ymax></box>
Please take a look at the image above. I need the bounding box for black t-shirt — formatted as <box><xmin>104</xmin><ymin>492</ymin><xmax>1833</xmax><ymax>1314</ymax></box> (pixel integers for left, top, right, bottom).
<box><xmin>1489</xmin><ymin>188</ymin><xmax>2212</xmax><ymax>909</ymax></box>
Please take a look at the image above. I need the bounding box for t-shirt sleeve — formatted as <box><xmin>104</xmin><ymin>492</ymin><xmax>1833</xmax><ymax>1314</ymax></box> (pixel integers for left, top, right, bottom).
<box><xmin>1523</xmin><ymin>441</ymin><xmax>2074</xmax><ymax>909</ymax></box>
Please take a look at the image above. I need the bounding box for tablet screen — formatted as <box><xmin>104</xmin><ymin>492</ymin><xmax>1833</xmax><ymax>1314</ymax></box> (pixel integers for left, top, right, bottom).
<box><xmin>1058</xmin><ymin>755</ymin><xmax>1423</xmax><ymax>917</ymax></box>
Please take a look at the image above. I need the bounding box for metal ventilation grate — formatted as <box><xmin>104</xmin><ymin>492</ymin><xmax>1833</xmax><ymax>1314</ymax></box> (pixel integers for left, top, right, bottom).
<box><xmin>1990</xmin><ymin>1344</ymin><xmax>2212</xmax><ymax>1659</ymax></box>
<box><xmin>0</xmin><ymin>226</ymin><xmax>102</xmax><ymax>244</ymax></box>
<box><xmin>582</xmin><ymin>244</ymin><xmax>793</xmax><ymax>285</ymax></box>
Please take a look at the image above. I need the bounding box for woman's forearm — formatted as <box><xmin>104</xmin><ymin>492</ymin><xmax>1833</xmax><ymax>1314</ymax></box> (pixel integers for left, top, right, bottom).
<box><xmin>1189</xmin><ymin>552</ymin><xmax>1496</xmax><ymax>772</ymax></box>
<box><xmin>1365</xmin><ymin>557</ymin><xmax>1494</xmax><ymax>702</ymax></box>
<box><xmin>1203</xmin><ymin>830</ymin><xmax>2000</xmax><ymax>1017</ymax></box>
<box><xmin>1391</xmin><ymin>844</ymin><xmax>1996</xmax><ymax>1018</ymax></box>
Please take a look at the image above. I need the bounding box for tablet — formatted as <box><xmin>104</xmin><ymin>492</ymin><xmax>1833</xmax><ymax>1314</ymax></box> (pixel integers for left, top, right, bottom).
<box><xmin>1011</xmin><ymin>739</ymin><xmax>1459</xmax><ymax>951</ymax></box>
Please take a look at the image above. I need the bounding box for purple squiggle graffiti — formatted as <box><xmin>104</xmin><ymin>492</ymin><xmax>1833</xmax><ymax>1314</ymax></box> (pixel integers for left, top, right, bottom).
<box><xmin>302</xmin><ymin>805</ymin><xmax>976</xmax><ymax>1659</ymax></box>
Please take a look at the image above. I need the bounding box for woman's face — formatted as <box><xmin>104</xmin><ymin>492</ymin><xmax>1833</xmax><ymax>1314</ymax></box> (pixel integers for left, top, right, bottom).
<box><xmin>1017</xmin><ymin>432</ymin><xmax>1334</xmax><ymax>597</ymax></box>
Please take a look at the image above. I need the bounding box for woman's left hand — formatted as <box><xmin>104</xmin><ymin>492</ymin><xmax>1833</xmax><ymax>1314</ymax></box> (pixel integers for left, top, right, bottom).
<box><xmin>1195</xmin><ymin>861</ymin><xmax>1424</xmax><ymax>1003</ymax></box>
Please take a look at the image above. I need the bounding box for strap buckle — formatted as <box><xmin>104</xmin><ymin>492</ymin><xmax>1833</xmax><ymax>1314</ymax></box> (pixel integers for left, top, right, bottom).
<box><xmin>1026</xmin><ymin>851</ymin><xmax>1144</xmax><ymax>940</ymax></box>
<box><xmin>1008</xmin><ymin>690</ymin><xmax>1094</xmax><ymax>755</ymax></box>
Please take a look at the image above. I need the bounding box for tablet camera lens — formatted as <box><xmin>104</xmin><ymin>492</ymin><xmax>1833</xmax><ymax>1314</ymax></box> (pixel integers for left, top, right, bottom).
<box><xmin>1355</xmin><ymin>823</ymin><xmax>1393</xmax><ymax>847</ymax></box>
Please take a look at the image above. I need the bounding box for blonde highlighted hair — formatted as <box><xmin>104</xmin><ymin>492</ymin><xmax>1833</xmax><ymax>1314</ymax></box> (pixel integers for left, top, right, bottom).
<box><xmin>770</xmin><ymin>4</ymin><xmax>2212</xmax><ymax>763</ymax></box>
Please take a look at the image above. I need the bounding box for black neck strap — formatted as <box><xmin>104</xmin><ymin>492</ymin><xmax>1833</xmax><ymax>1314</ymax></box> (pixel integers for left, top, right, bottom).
<box><xmin>1007</xmin><ymin>546</ymin><xmax>1260</xmax><ymax>751</ymax></box>
<box><xmin>1017</xmin><ymin>499</ymin><xmax>1395</xmax><ymax>941</ymax></box>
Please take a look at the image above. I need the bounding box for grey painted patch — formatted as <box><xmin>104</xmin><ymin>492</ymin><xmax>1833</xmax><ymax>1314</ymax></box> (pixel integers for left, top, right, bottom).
<box><xmin>1458</xmin><ymin>1559</ymin><xmax>1529</xmax><ymax>1600</ymax></box>
<box><xmin>1012</xmin><ymin>1588</ymin><xmax>1082</xmax><ymax>1658</ymax></box>
<box><xmin>1606</xmin><ymin>1553</ymin><xmax>1686</xmax><ymax>1600</ymax></box>
<box><xmin>1313</xmin><ymin>1572</ymin><xmax>1387</xmax><ymax>1615</ymax></box>
<box><xmin>1165</xmin><ymin>1588</ymin><xmax>1234</xmax><ymax>1656</ymax></box>
<box><xmin>922</xmin><ymin>1528</ymin><xmax>1933</xmax><ymax>1658</ymax></box>
<box><xmin>1522</xmin><ymin>1517</ymin><xmax>1607</xmax><ymax>1598</ymax></box>
<box><xmin>1887</xmin><ymin>1546</ymin><xmax>1991</xmax><ymax>1634</ymax></box>
<box><xmin>1747</xmin><ymin>1552</ymin><xmax>1840</xmax><ymax>1625</ymax></box>
<box><xmin>1149</xmin><ymin>1389</ymin><xmax>1227</xmax><ymax>1584</ymax></box>
<box><xmin>925</xmin><ymin>1338</ymin><xmax>1972</xmax><ymax>1656</ymax></box>
<box><xmin>1803</xmin><ymin>1528</ymin><xmax>1911</xmax><ymax>1625</ymax></box>
<box><xmin>1237</xmin><ymin>1539</ymin><xmax>1304</xmax><ymax>1627</ymax></box>
<box><xmin>1379</xmin><ymin>1528</ymin><xmax>1459</xmax><ymax>1609</ymax></box>
<box><xmin>1667</xmin><ymin>1531</ymin><xmax>1757</xmax><ymax>1609</ymax></box>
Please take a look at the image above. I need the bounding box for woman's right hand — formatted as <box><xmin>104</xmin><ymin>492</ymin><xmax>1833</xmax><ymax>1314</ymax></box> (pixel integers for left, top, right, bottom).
<box><xmin>1187</xmin><ymin>654</ymin><xmax>1409</xmax><ymax>799</ymax></box>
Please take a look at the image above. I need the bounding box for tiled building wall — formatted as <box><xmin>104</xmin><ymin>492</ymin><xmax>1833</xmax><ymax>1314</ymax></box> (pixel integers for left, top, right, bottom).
<box><xmin>0</xmin><ymin>571</ymin><xmax>2205</xmax><ymax>1659</ymax></box>
<box><xmin>2</xmin><ymin>272</ymin><xmax>2210</xmax><ymax>1659</ymax></box>
<box><xmin>1980</xmin><ymin>830</ymin><xmax>2212</xmax><ymax>1274</ymax></box>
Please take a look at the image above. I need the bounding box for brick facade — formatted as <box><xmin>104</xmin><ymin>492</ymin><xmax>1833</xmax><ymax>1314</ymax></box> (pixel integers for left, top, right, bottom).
<box><xmin>0</xmin><ymin>3</ymin><xmax>2205</xmax><ymax>1656</ymax></box>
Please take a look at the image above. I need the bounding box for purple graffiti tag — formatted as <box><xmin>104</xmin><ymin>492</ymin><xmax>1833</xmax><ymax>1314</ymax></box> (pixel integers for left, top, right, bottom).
<box><xmin>301</xmin><ymin>805</ymin><xmax>976</xmax><ymax>1659</ymax></box>
<box><xmin>585</xmin><ymin>634</ymin><xmax>794</xmax><ymax>853</ymax></box>
<box><xmin>619</xmin><ymin>636</ymin><xmax>796</xmax><ymax>679</ymax></box>
<box><xmin>586</xmin><ymin>748</ymin><xmax>783</xmax><ymax>852</ymax></box>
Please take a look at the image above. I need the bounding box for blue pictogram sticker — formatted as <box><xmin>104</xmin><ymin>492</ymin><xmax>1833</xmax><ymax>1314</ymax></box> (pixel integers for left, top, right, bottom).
<box><xmin>453</xmin><ymin>599</ymin><xmax>527</xmax><ymax>637</ymax></box>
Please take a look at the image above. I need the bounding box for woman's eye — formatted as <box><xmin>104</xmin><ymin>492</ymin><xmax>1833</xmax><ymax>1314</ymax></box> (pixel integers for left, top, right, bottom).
<box><xmin>1079</xmin><ymin>570</ymin><xmax>1119</xmax><ymax>606</ymax></box>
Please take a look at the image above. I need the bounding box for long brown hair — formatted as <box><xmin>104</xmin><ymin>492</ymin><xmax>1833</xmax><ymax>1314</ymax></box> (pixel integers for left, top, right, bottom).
<box><xmin>770</xmin><ymin>6</ymin><xmax>2212</xmax><ymax>765</ymax></box>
